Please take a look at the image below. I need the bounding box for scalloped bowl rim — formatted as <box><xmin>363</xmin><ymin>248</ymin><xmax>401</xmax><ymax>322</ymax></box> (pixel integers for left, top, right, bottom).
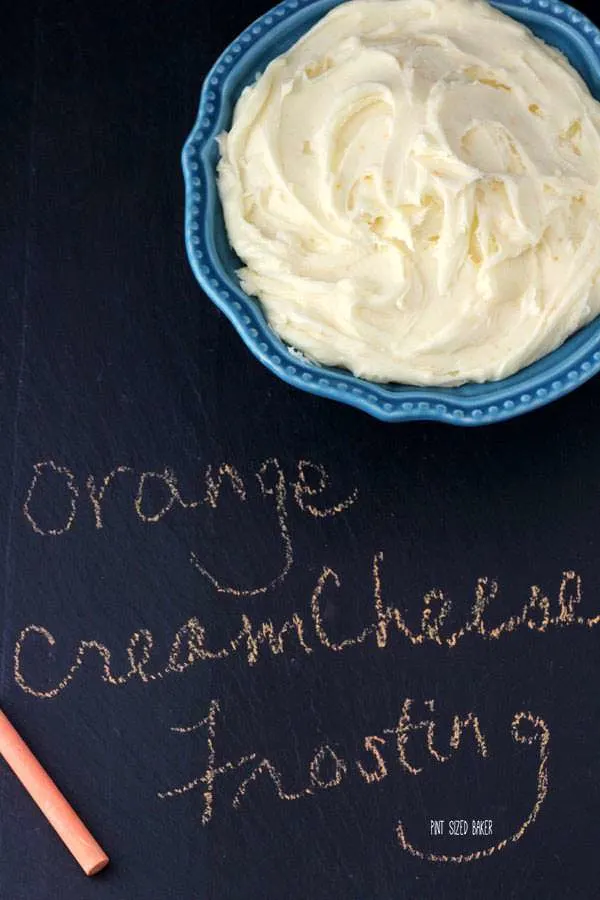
<box><xmin>184</xmin><ymin>0</ymin><xmax>600</xmax><ymax>424</ymax></box>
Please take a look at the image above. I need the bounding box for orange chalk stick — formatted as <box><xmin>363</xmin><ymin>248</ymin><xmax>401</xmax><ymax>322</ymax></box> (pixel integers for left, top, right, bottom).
<box><xmin>0</xmin><ymin>708</ymin><xmax>109</xmax><ymax>876</ymax></box>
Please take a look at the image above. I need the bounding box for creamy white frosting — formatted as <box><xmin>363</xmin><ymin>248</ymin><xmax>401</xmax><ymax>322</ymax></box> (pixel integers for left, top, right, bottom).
<box><xmin>217</xmin><ymin>0</ymin><xmax>600</xmax><ymax>385</ymax></box>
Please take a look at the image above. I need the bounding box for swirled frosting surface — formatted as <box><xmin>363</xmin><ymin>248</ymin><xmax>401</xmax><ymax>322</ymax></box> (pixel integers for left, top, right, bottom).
<box><xmin>217</xmin><ymin>0</ymin><xmax>600</xmax><ymax>385</ymax></box>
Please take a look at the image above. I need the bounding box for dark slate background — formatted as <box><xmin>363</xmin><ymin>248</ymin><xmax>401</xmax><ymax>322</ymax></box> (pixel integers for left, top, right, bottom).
<box><xmin>2</xmin><ymin>0</ymin><xmax>600</xmax><ymax>897</ymax></box>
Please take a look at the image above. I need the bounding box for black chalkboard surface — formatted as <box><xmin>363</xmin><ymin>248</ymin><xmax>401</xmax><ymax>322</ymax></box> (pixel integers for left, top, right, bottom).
<box><xmin>3</xmin><ymin>1</ymin><xmax>600</xmax><ymax>897</ymax></box>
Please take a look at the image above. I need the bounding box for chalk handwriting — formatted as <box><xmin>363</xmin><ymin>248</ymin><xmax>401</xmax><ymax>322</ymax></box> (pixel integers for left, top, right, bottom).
<box><xmin>22</xmin><ymin>458</ymin><xmax>358</xmax><ymax>596</ymax></box>
<box><xmin>291</xmin><ymin>460</ymin><xmax>358</xmax><ymax>518</ymax></box>
<box><xmin>87</xmin><ymin>466</ymin><xmax>135</xmax><ymax>528</ymax></box>
<box><xmin>157</xmin><ymin>697</ymin><xmax>549</xmax><ymax>863</ymax></box>
<box><xmin>23</xmin><ymin>461</ymin><xmax>79</xmax><ymax>536</ymax></box>
<box><xmin>13</xmin><ymin>562</ymin><xmax>597</xmax><ymax>699</ymax></box>
<box><xmin>17</xmin><ymin>454</ymin><xmax>559</xmax><ymax>866</ymax></box>
<box><xmin>189</xmin><ymin>458</ymin><xmax>293</xmax><ymax>596</ymax></box>
<box><xmin>396</xmin><ymin>711</ymin><xmax>550</xmax><ymax>862</ymax></box>
<box><xmin>157</xmin><ymin>700</ymin><xmax>257</xmax><ymax>825</ymax></box>
<box><xmin>23</xmin><ymin>458</ymin><xmax>357</xmax><ymax>533</ymax></box>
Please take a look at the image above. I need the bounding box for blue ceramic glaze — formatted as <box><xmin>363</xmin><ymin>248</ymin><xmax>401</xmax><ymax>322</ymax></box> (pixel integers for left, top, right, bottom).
<box><xmin>183</xmin><ymin>0</ymin><xmax>600</xmax><ymax>424</ymax></box>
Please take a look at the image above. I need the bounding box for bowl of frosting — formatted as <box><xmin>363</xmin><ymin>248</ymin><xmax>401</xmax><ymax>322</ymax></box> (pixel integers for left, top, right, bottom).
<box><xmin>184</xmin><ymin>0</ymin><xmax>600</xmax><ymax>424</ymax></box>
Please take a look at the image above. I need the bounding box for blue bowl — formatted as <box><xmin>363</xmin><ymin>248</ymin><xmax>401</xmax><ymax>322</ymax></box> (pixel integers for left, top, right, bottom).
<box><xmin>184</xmin><ymin>0</ymin><xmax>600</xmax><ymax>424</ymax></box>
